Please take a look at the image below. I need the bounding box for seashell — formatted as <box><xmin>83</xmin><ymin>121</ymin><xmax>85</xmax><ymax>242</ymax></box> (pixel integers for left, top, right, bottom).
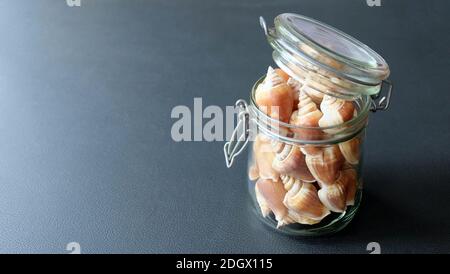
<box><xmin>318</xmin><ymin>95</ymin><xmax>355</xmax><ymax>133</ymax></box>
<box><xmin>283</xmin><ymin>182</ymin><xmax>330</xmax><ymax>221</ymax></box>
<box><xmin>289</xmin><ymin>90</ymin><xmax>323</xmax><ymax>140</ymax></box>
<box><xmin>255</xmin><ymin>66</ymin><xmax>294</xmax><ymax>122</ymax></box>
<box><xmin>305</xmin><ymin>145</ymin><xmax>345</xmax><ymax>185</ymax></box>
<box><xmin>318</xmin><ymin>182</ymin><xmax>347</xmax><ymax>213</ymax></box>
<box><xmin>338</xmin><ymin>137</ymin><xmax>360</xmax><ymax>165</ymax></box>
<box><xmin>280</xmin><ymin>177</ymin><xmax>324</xmax><ymax>225</ymax></box>
<box><xmin>255</xmin><ymin>183</ymin><xmax>271</xmax><ymax>217</ymax></box>
<box><xmin>256</xmin><ymin>178</ymin><xmax>291</xmax><ymax>228</ymax></box>
<box><xmin>274</xmin><ymin>68</ymin><xmax>290</xmax><ymax>82</ymax></box>
<box><xmin>320</xmin><ymin>95</ymin><xmax>355</xmax><ymax>122</ymax></box>
<box><xmin>339</xmin><ymin>166</ymin><xmax>358</xmax><ymax>206</ymax></box>
<box><xmin>280</xmin><ymin>174</ymin><xmax>303</xmax><ymax>191</ymax></box>
<box><xmin>269</xmin><ymin>126</ymin><xmax>291</xmax><ymax>156</ymax></box>
<box><xmin>287</xmin><ymin>77</ymin><xmax>301</xmax><ymax>110</ymax></box>
<box><xmin>272</xmin><ymin>143</ymin><xmax>316</xmax><ymax>182</ymax></box>
<box><xmin>253</xmin><ymin>135</ymin><xmax>279</xmax><ymax>181</ymax></box>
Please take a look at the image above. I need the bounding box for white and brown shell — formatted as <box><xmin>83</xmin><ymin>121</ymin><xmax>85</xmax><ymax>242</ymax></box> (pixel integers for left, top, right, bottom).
<box><xmin>305</xmin><ymin>145</ymin><xmax>345</xmax><ymax>186</ymax></box>
<box><xmin>318</xmin><ymin>182</ymin><xmax>347</xmax><ymax>213</ymax></box>
<box><xmin>318</xmin><ymin>95</ymin><xmax>355</xmax><ymax>133</ymax></box>
<box><xmin>256</xmin><ymin>178</ymin><xmax>292</xmax><ymax>228</ymax></box>
<box><xmin>255</xmin><ymin>66</ymin><xmax>294</xmax><ymax>123</ymax></box>
<box><xmin>290</xmin><ymin>90</ymin><xmax>323</xmax><ymax>141</ymax></box>
<box><xmin>272</xmin><ymin>143</ymin><xmax>316</xmax><ymax>183</ymax></box>
<box><xmin>338</xmin><ymin>137</ymin><xmax>360</xmax><ymax>165</ymax></box>
<box><xmin>283</xmin><ymin>182</ymin><xmax>330</xmax><ymax>221</ymax></box>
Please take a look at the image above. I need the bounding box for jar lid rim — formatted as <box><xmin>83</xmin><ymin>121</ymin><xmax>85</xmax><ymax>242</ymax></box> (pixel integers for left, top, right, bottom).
<box><xmin>267</xmin><ymin>13</ymin><xmax>390</xmax><ymax>88</ymax></box>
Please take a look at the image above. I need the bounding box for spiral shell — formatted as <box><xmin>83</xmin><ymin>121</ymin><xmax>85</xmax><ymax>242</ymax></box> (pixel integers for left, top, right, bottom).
<box><xmin>305</xmin><ymin>145</ymin><xmax>345</xmax><ymax>186</ymax></box>
<box><xmin>338</xmin><ymin>137</ymin><xmax>360</xmax><ymax>165</ymax></box>
<box><xmin>280</xmin><ymin>176</ymin><xmax>323</xmax><ymax>225</ymax></box>
<box><xmin>318</xmin><ymin>95</ymin><xmax>355</xmax><ymax>133</ymax></box>
<box><xmin>318</xmin><ymin>166</ymin><xmax>358</xmax><ymax>212</ymax></box>
<box><xmin>283</xmin><ymin>182</ymin><xmax>330</xmax><ymax>221</ymax></box>
<box><xmin>318</xmin><ymin>182</ymin><xmax>347</xmax><ymax>213</ymax></box>
<box><xmin>290</xmin><ymin>90</ymin><xmax>323</xmax><ymax>140</ymax></box>
<box><xmin>255</xmin><ymin>66</ymin><xmax>294</xmax><ymax>122</ymax></box>
<box><xmin>272</xmin><ymin>143</ymin><xmax>316</xmax><ymax>182</ymax></box>
<box><xmin>256</xmin><ymin>178</ymin><xmax>291</xmax><ymax>228</ymax></box>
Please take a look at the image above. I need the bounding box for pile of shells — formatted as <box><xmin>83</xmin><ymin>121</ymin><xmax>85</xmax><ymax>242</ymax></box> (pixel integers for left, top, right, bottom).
<box><xmin>249</xmin><ymin>66</ymin><xmax>360</xmax><ymax>228</ymax></box>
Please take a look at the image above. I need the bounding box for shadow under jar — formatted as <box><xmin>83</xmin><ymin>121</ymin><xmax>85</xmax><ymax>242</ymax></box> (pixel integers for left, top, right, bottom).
<box><xmin>224</xmin><ymin>13</ymin><xmax>393</xmax><ymax>236</ymax></box>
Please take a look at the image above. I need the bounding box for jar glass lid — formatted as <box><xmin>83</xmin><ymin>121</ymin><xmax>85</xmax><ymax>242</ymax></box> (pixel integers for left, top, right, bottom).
<box><xmin>264</xmin><ymin>13</ymin><xmax>390</xmax><ymax>97</ymax></box>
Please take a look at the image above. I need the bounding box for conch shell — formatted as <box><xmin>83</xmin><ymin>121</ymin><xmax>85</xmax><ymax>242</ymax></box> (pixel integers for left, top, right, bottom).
<box><xmin>318</xmin><ymin>166</ymin><xmax>358</xmax><ymax>212</ymax></box>
<box><xmin>256</xmin><ymin>178</ymin><xmax>291</xmax><ymax>228</ymax></box>
<box><xmin>255</xmin><ymin>66</ymin><xmax>294</xmax><ymax>122</ymax></box>
<box><xmin>280</xmin><ymin>175</ymin><xmax>322</xmax><ymax>225</ymax></box>
<box><xmin>290</xmin><ymin>90</ymin><xmax>323</xmax><ymax>140</ymax></box>
<box><xmin>318</xmin><ymin>95</ymin><xmax>355</xmax><ymax>133</ymax></box>
<box><xmin>284</xmin><ymin>182</ymin><xmax>330</xmax><ymax>221</ymax></box>
<box><xmin>305</xmin><ymin>145</ymin><xmax>344</xmax><ymax>185</ymax></box>
<box><xmin>255</xmin><ymin>183</ymin><xmax>271</xmax><ymax>217</ymax></box>
<box><xmin>253</xmin><ymin>135</ymin><xmax>278</xmax><ymax>181</ymax></box>
<box><xmin>272</xmin><ymin>143</ymin><xmax>316</xmax><ymax>182</ymax></box>
<box><xmin>338</xmin><ymin>137</ymin><xmax>360</xmax><ymax>165</ymax></box>
<box><xmin>318</xmin><ymin>182</ymin><xmax>347</xmax><ymax>213</ymax></box>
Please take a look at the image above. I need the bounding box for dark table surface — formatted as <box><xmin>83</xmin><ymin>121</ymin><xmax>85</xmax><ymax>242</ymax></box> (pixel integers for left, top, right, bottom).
<box><xmin>0</xmin><ymin>0</ymin><xmax>449</xmax><ymax>254</ymax></box>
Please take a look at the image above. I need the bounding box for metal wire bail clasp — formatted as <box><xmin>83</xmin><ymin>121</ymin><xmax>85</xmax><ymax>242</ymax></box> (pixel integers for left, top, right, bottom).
<box><xmin>224</xmin><ymin>99</ymin><xmax>251</xmax><ymax>168</ymax></box>
<box><xmin>371</xmin><ymin>80</ymin><xmax>393</xmax><ymax>112</ymax></box>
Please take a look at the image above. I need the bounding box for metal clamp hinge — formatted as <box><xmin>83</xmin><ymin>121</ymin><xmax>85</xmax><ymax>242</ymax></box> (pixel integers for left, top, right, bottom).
<box><xmin>224</xmin><ymin>99</ymin><xmax>250</xmax><ymax>168</ymax></box>
<box><xmin>371</xmin><ymin>80</ymin><xmax>393</xmax><ymax>112</ymax></box>
<box><xmin>259</xmin><ymin>16</ymin><xmax>269</xmax><ymax>37</ymax></box>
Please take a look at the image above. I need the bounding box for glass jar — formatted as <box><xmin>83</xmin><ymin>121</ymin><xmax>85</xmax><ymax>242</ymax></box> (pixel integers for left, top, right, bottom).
<box><xmin>224</xmin><ymin>13</ymin><xmax>393</xmax><ymax>236</ymax></box>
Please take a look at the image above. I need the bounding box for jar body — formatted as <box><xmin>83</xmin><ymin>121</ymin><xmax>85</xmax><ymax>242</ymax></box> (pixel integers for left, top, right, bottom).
<box><xmin>246</xmin><ymin>76</ymin><xmax>370</xmax><ymax>236</ymax></box>
<box><xmin>247</xmin><ymin>130</ymin><xmax>365</xmax><ymax>236</ymax></box>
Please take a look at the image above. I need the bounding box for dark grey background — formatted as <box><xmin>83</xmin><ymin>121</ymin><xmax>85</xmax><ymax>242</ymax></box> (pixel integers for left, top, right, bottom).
<box><xmin>0</xmin><ymin>0</ymin><xmax>448</xmax><ymax>253</ymax></box>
